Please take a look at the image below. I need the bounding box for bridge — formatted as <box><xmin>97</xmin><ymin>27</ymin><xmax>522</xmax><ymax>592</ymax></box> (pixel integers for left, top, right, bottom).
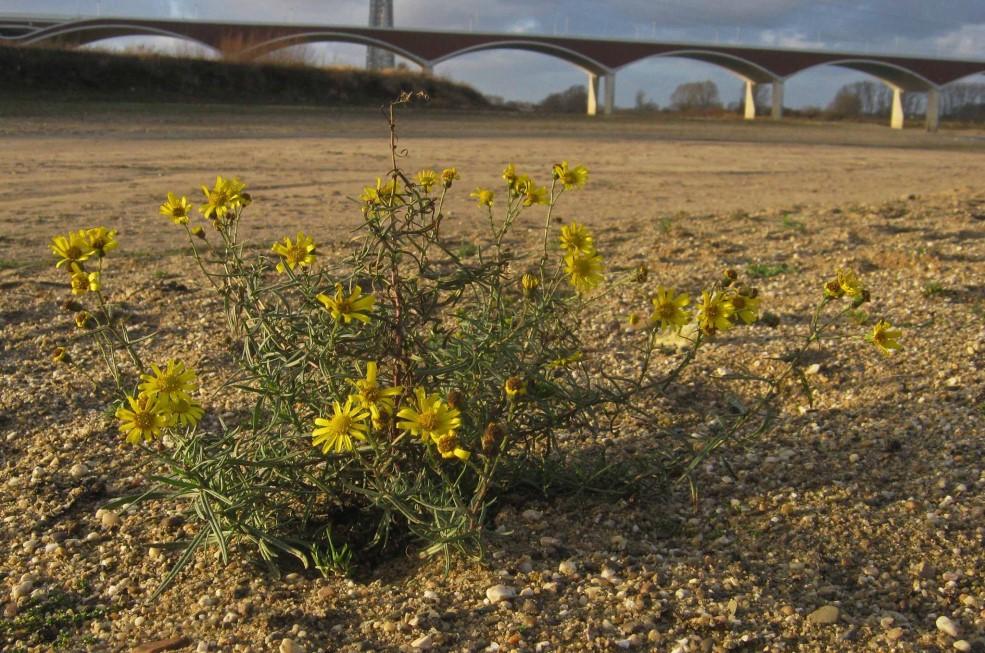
<box><xmin>2</xmin><ymin>14</ymin><xmax>984</xmax><ymax>130</ymax></box>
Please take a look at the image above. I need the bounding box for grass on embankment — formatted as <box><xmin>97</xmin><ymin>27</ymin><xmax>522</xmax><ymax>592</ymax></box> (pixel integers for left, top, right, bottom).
<box><xmin>0</xmin><ymin>44</ymin><xmax>491</xmax><ymax>109</ymax></box>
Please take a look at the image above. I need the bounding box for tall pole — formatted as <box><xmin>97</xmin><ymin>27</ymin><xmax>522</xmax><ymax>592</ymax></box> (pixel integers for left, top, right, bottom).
<box><xmin>366</xmin><ymin>0</ymin><xmax>394</xmax><ymax>71</ymax></box>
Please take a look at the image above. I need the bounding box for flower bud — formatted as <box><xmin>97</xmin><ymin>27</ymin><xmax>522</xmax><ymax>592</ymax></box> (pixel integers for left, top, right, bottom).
<box><xmin>62</xmin><ymin>299</ymin><xmax>84</xmax><ymax>312</ymax></box>
<box><xmin>723</xmin><ymin>268</ymin><xmax>737</xmax><ymax>285</ymax></box>
<box><xmin>504</xmin><ymin>376</ymin><xmax>527</xmax><ymax>400</ymax></box>
<box><xmin>447</xmin><ymin>389</ymin><xmax>463</xmax><ymax>410</ymax></box>
<box><xmin>191</xmin><ymin>226</ymin><xmax>206</xmax><ymax>240</ymax></box>
<box><xmin>633</xmin><ymin>264</ymin><xmax>649</xmax><ymax>283</ymax></box>
<box><xmin>823</xmin><ymin>279</ymin><xmax>844</xmax><ymax>299</ymax></box>
<box><xmin>482</xmin><ymin>421</ymin><xmax>504</xmax><ymax>455</ymax></box>
<box><xmin>521</xmin><ymin>273</ymin><xmax>540</xmax><ymax>296</ymax></box>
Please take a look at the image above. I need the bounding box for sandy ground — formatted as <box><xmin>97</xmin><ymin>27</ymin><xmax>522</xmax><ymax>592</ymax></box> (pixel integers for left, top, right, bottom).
<box><xmin>1</xmin><ymin>106</ymin><xmax>984</xmax><ymax>653</ymax></box>
<box><xmin>1</xmin><ymin>105</ymin><xmax>985</xmax><ymax>268</ymax></box>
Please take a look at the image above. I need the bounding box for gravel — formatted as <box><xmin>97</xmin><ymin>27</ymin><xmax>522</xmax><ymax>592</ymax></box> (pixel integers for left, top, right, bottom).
<box><xmin>1</xmin><ymin>183</ymin><xmax>984</xmax><ymax>652</ymax></box>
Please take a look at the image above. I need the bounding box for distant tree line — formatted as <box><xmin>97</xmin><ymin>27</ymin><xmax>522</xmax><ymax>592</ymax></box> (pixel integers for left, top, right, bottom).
<box><xmin>529</xmin><ymin>78</ymin><xmax>985</xmax><ymax>122</ymax></box>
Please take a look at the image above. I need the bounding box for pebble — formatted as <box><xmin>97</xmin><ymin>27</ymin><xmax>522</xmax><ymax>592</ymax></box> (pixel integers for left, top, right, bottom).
<box><xmin>411</xmin><ymin>634</ymin><xmax>433</xmax><ymax>649</ymax></box>
<box><xmin>279</xmin><ymin>637</ymin><xmax>303</xmax><ymax>653</ymax></box>
<box><xmin>806</xmin><ymin>605</ymin><xmax>840</xmax><ymax>625</ymax></box>
<box><xmin>521</xmin><ymin>509</ymin><xmax>543</xmax><ymax>521</ymax></box>
<box><xmin>937</xmin><ymin>616</ymin><xmax>959</xmax><ymax>638</ymax></box>
<box><xmin>953</xmin><ymin>641</ymin><xmax>971</xmax><ymax>652</ymax></box>
<box><xmin>558</xmin><ymin>560</ymin><xmax>578</xmax><ymax>576</ymax></box>
<box><xmin>68</xmin><ymin>463</ymin><xmax>88</xmax><ymax>479</ymax></box>
<box><xmin>132</xmin><ymin>637</ymin><xmax>192</xmax><ymax>653</ymax></box>
<box><xmin>10</xmin><ymin>580</ymin><xmax>33</xmax><ymax>600</ymax></box>
<box><xmin>486</xmin><ymin>585</ymin><xmax>516</xmax><ymax>603</ymax></box>
<box><xmin>99</xmin><ymin>509</ymin><xmax>121</xmax><ymax>528</ymax></box>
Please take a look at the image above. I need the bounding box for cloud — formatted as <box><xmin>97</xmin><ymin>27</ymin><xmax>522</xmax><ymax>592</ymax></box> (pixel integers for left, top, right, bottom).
<box><xmin>933</xmin><ymin>23</ymin><xmax>985</xmax><ymax>59</ymax></box>
<box><xmin>757</xmin><ymin>28</ymin><xmax>824</xmax><ymax>50</ymax></box>
<box><xmin>507</xmin><ymin>17</ymin><xmax>540</xmax><ymax>34</ymax></box>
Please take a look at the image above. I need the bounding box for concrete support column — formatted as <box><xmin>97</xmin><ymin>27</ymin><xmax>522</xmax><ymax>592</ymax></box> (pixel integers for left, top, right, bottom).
<box><xmin>744</xmin><ymin>80</ymin><xmax>756</xmax><ymax>120</ymax></box>
<box><xmin>586</xmin><ymin>72</ymin><xmax>599</xmax><ymax>116</ymax></box>
<box><xmin>603</xmin><ymin>72</ymin><xmax>615</xmax><ymax>116</ymax></box>
<box><xmin>890</xmin><ymin>86</ymin><xmax>904</xmax><ymax>129</ymax></box>
<box><xmin>420</xmin><ymin>63</ymin><xmax>434</xmax><ymax>76</ymax></box>
<box><xmin>771</xmin><ymin>80</ymin><xmax>784</xmax><ymax>120</ymax></box>
<box><xmin>926</xmin><ymin>87</ymin><xmax>940</xmax><ymax>132</ymax></box>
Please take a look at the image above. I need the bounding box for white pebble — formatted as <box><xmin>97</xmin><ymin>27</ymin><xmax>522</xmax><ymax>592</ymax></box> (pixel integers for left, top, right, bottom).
<box><xmin>69</xmin><ymin>463</ymin><xmax>88</xmax><ymax>479</ymax></box>
<box><xmin>485</xmin><ymin>585</ymin><xmax>516</xmax><ymax>603</ymax></box>
<box><xmin>953</xmin><ymin>641</ymin><xmax>971</xmax><ymax>652</ymax></box>
<box><xmin>10</xmin><ymin>580</ymin><xmax>33</xmax><ymax>600</ymax></box>
<box><xmin>99</xmin><ymin>510</ymin><xmax>121</xmax><ymax>529</ymax></box>
<box><xmin>279</xmin><ymin>638</ymin><xmax>303</xmax><ymax>653</ymax></box>
<box><xmin>936</xmin><ymin>615</ymin><xmax>959</xmax><ymax>638</ymax></box>
<box><xmin>558</xmin><ymin>560</ymin><xmax>578</xmax><ymax>576</ymax></box>
<box><xmin>410</xmin><ymin>634</ymin><xmax>433</xmax><ymax>650</ymax></box>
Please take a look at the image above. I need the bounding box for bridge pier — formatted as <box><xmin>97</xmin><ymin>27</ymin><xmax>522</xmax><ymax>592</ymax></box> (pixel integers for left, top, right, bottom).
<box><xmin>421</xmin><ymin>63</ymin><xmax>434</xmax><ymax>76</ymax></box>
<box><xmin>586</xmin><ymin>73</ymin><xmax>600</xmax><ymax>116</ymax></box>
<box><xmin>890</xmin><ymin>86</ymin><xmax>904</xmax><ymax>129</ymax></box>
<box><xmin>744</xmin><ymin>80</ymin><xmax>756</xmax><ymax>120</ymax></box>
<box><xmin>771</xmin><ymin>80</ymin><xmax>784</xmax><ymax>120</ymax></box>
<box><xmin>603</xmin><ymin>72</ymin><xmax>615</xmax><ymax>115</ymax></box>
<box><xmin>926</xmin><ymin>87</ymin><xmax>940</xmax><ymax>132</ymax></box>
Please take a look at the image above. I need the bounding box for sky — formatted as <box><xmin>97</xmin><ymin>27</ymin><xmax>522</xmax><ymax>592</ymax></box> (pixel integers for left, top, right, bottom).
<box><xmin>4</xmin><ymin>0</ymin><xmax>985</xmax><ymax>108</ymax></box>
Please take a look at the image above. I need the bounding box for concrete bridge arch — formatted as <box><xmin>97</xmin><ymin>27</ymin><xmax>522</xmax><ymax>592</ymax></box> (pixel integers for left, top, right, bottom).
<box><xmin>13</xmin><ymin>20</ymin><xmax>220</xmax><ymax>56</ymax></box>
<box><xmin>785</xmin><ymin>59</ymin><xmax>940</xmax><ymax>129</ymax></box>
<box><xmin>232</xmin><ymin>32</ymin><xmax>431</xmax><ymax>69</ymax></box>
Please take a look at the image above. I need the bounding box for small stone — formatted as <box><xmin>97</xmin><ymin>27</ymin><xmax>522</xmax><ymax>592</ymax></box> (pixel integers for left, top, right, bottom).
<box><xmin>132</xmin><ymin>637</ymin><xmax>192</xmax><ymax>653</ymax></box>
<box><xmin>423</xmin><ymin>590</ymin><xmax>438</xmax><ymax>601</ymax></box>
<box><xmin>614</xmin><ymin>638</ymin><xmax>631</xmax><ymax>649</ymax></box>
<box><xmin>284</xmin><ymin>573</ymin><xmax>303</xmax><ymax>585</ymax></box>
<box><xmin>196</xmin><ymin>643</ymin><xmax>209</xmax><ymax>653</ymax></box>
<box><xmin>99</xmin><ymin>509</ymin><xmax>121</xmax><ymax>529</ymax></box>
<box><xmin>4</xmin><ymin>602</ymin><xmax>17</xmax><ymax>618</ymax></box>
<box><xmin>806</xmin><ymin>605</ymin><xmax>840</xmax><ymax>625</ymax></box>
<box><xmin>69</xmin><ymin>463</ymin><xmax>88</xmax><ymax>479</ymax></box>
<box><xmin>279</xmin><ymin>638</ymin><xmax>303</xmax><ymax>653</ymax></box>
<box><xmin>411</xmin><ymin>634</ymin><xmax>433</xmax><ymax>650</ymax></box>
<box><xmin>954</xmin><ymin>641</ymin><xmax>971</xmax><ymax>652</ymax></box>
<box><xmin>937</xmin><ymin>616</ymin><xmax>959</xmax><ymax>638</ymax></box>
<box><xmin>887</xmin><ymin>627</ymin><xmax>904</xmax><ymax>641</ymax></box>
<box><xmin>486</xmin><ymin>585</ymin><xmax>516</xmax><ymax>603</ymax></box>
<box><xmin>10</xmin><ymin>580</ymin><xmax>33</xmax><ymax>600</ymax></box>
<box><xmin>521</xmin><ymin>509</ymin><xmax>543</xmax><ymax>521</ymax></box>
<box><xmin>558</xmin><ymin>560</ymin><xmax>577</xmax><ymax>576</ymax></box>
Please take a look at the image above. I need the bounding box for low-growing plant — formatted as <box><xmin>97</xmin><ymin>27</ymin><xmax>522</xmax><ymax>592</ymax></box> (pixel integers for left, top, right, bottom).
<box><xmin>48</xmin><ymin>97</ymin><xmax>904</xmax><ymax>596</ymax></box>
<box><xmin>746</xmin><ymin>262</ymin><xmax>791</xmax><ymax>278</ymax></box>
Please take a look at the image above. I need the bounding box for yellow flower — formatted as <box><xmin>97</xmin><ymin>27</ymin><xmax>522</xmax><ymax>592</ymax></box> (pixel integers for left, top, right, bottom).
<box><xmin>50</xmin><ymin>231</ymin><xmax>93</xmax><ymax>269</ymax></box>
<box><xmin>836</xmin><ymin>268</ymin><xmax>864</xmax><ymax>299</ymax></box>
<box><xmin>69</xmin><ymin>264</ymin><xmax>100</xmax><ymax>295</ymax></box>
<box><xmin>51</xmin><ymin>347</ymin><xmax>71</xmax><ymax>364</ymax></box>
<box><xmin>271</xmin><ymin>232</ymin><xmax>317</xmax><ymax>274</ymax></box>
<box><xmin>470</xmin><ymin>187</ymin><xmax>494</xmax><ymax>207</ymax></box>
<box><xmin>521</xmin><ymin>273</ymin><xmax>540</xmax><ymax>296</ymax></box>
<box><xmin>116</xmin><ymin>393</ymin><xmax>171</xmax><ymax>444</ymax></box>
<box><xmin>434</xmin><ymin>433</ymin><xmax>471</xmax><ymax>461</ymax></box>
<box><xmin>696</xmin><ymin>290</ymin><xmax>734</xmax><ymax>335</ymax></box>
<box><xmin>162</xmin><ymin>396</ymin><xmax>204</xmax><ymax>429</ymax></box>
<box><xmin>868</xmin><ymin>319</ymin><xmax>902</xmax><ymax>356</ymax></box>
<box><xmin>627</xmin><ymin>312</ymin><xmax>642</xmax><ymax>328</ymax></box>
<box><xmin>160</xmin><ymin>192</ymin><xmax>193</xmax><ymax>225</ymax></box>
<box><xmin>559</xmin><ymin>223</ymin><xmax>595</xmax><ymax>255</ymax></box>
<box><xmin>729</xmin><ymin>290</ymin><xmax>761</xmax><ymax>324</ymax></box>
<box><xmin>522</xmin><ymin>184</ymin><xmax>550</xmax><ymax>206</ymax></box>
<box><xmin>416</xmin><ymin>169</ymin><xmax>438</xmax><ymax>192</ymax></box>
<box><xmin>564</xmin><ymin>251</ymin><xmax>604</xmax><ymax>293</ymax></box>
<box><xmin>440</xmin><ymin>167</ymin><xmax>459</xmax><ymax>188</ymax></box>
<box><xmin>316</xmin><ymin>284</ymin><xmax>375</xmax><ymax>324</ymax></box>
<box><xmin>396</xmin><ymin>387</ymin><xmax>461</xmax><ymax>443</ymax></box>
<box><xmin>502</xmin><ymin>163</ymin><xmax>517</xmax><ymax>186</ymax></box>
<box><xmin>350</xmin><ymin>361</ymin><xmax>402</xmax><ymax>424</ymax></box>
<box><xmin>200</xmin><ymin>176</ymin><xmax>248</xmax><ymax>226</ymax></box>
<box><xmin>552</xmin><ymin>161</ymin><xmax>588</xmax><ymax>189</ymax></box>
<box><xmin>312</xmin><ymin>398</ymin><xmax>369</xmax><ymax>454</ymax></box>
<box><xmin>139</xmin><ymin>359</ymin><xmax>198</xmax><ymax>404</ymax></box>
<box><xmin>823</xmin><ymin>278</ymin><xmax>844</xmax><ymax>299</ymax></box>
<box><xmin>650</xmin><ymin>287</ymin><xmax>691</xmax><ymax>332</ymax></box>
<box><xmin>190</xmin><ymin>225</ymin><xmax>206</xmax><ymax>240</ymax></box>
<box><xmin>360</xmin><ymin>178</ymin><xmax>402</xmax><ymax>210</ymax></box>
<box><xmin>74</xmin><ymin>311</ymin><xmax>94</xmax><ymax>329</ymax></box>
<box><xmin>504</xmin><ymin>376</ymin><xmax>527</xmax><ymax>400</ymax></box>
<box><xmin>84</xmin><ymin>227</ymin><xmax>118</xmax><ymax>258</ymax></box>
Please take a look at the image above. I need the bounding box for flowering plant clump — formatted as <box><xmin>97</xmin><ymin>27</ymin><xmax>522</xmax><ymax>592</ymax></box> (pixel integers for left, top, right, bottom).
<box><xmin>50</xmin><ymin>97</ymin><xmax>901</xmax><ymax>595</ymax></box>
